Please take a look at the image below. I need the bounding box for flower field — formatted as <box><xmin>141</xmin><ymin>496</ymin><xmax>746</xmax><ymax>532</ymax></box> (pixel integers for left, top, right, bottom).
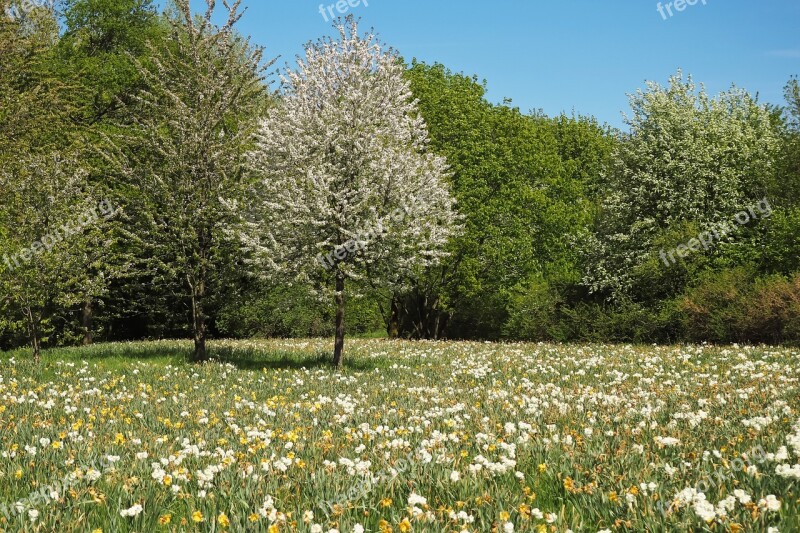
<box><xmin>0</xmin><ymin>339</ymin><xmax>798</xmax><ymax>532</ymax></box>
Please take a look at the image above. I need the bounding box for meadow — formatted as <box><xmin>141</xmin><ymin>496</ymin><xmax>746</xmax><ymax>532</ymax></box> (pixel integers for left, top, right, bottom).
<box><xmin>0</xmin><ymin>339</ymin><xmax>798</xmax><ymax>532</ymax></box>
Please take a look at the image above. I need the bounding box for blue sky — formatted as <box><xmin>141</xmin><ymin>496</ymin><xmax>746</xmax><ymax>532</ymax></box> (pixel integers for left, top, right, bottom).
<box><xmin>191</xmin><ymin>0</ymin><xmax>799</xmax><ymax>129</ymax></box>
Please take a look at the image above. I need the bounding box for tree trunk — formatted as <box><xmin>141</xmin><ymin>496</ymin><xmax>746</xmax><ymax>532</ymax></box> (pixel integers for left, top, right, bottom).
<box><xmin>24</xmin><ymin>307</ymin><xmax>41</xmax><ymax>363</ymax></box>
<box><xmin>387</xmin><ymin>295</ymin><xmax>400</xmax><ymax>338</ymax></box>
<box><xmin>191</xmin><ymin>282</ymin><xmax>208</xmax><ymax>363</ymax></box>
<box><xmin>32</xmin><ymin>335</ymin><xmax>40</xmax><ymax>363</ymax></box>
<box><xmin>332</xmin><ymin>273</ymin><xmax>345</xmax><ymax>367</ymax></box>
<box><xmin>82</xmin><ymin>298</ymin><xmax>93</xmax><ymax>346</ymax></box>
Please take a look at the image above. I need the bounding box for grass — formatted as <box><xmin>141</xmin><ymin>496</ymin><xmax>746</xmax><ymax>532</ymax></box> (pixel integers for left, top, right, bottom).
<box><xmin>0</xmin><ymin>339</ymin><xmax>798</xmax><ymax>532</ymax></box>
<box><xmin>3</xmin><ymin>339</ymin><xmax>393</xmax><ymax>371</ymax></box>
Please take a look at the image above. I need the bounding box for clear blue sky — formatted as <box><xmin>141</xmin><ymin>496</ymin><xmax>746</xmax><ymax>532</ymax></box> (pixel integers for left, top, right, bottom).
<box><xmin>191</xmin><ymin>0</ymin><xmax>799</xmax><ymax>129</ymax></box>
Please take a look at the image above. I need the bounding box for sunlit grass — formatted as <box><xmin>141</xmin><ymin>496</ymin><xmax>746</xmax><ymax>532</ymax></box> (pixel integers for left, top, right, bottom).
<box><xmin>0</xmin><ymin>340</ymin><xmax>798</xmax><ymax>532</ymax></box>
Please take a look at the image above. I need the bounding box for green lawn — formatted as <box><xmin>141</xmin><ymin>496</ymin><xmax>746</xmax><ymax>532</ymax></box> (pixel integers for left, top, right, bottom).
<box><xmin>0</xmin><ymin>339</ymin><xmax>798</xmax><ymax>532</ymax></box>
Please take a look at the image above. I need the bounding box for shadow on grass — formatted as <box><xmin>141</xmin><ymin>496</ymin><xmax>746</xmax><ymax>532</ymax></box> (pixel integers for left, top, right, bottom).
<box><xmin>4</xmin><ymin>341</ymin><xmax>384</xmax><ymax>372</ymax></box>
<box><xmin>25</xmin><ymin>344</ymin><xmax>191</xmax><ymax>365</ymax></box>
<box><xmin>210</xmin><ymin>346</ymin><xmax>381</xmax><ymax>372</ymax></box>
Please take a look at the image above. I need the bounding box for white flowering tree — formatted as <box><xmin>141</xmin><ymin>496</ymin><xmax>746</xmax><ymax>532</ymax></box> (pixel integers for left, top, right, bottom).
<box><xmin>242</xmin><ymin>19</ymin><xmax>459</xmax><ymax>366</ymax></box>
<box><xmin>581</xmin><ymin>71</ymin><xmax>779</xmax><ymax>300</ymax></box>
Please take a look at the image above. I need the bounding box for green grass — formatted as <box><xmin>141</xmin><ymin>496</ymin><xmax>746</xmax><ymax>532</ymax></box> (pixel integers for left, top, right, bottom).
<box><xmin>0</xmin><ymin>340</ymin><xmax>798</xmax><ymax>532</ymax></box>
<box><xmin>3</xmin><ymin>339</ymin><xmax>393</xmax><ymax>375</ymax></box>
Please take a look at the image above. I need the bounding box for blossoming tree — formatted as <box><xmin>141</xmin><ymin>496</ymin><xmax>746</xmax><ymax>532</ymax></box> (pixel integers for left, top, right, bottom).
<box><xmin>243</xmin><ymin>18</ymin><xmax>459</xmax><ymax>366</ymax></box>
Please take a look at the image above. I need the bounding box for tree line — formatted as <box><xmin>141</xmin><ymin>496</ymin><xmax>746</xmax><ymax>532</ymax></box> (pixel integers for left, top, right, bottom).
<box><xmin>1</xmin><ymin>0</ymin><xmax>799</xmax><ymax>363</ymax></box>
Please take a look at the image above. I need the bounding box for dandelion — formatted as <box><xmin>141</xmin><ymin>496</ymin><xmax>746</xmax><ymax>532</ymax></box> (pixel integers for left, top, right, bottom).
<box><xmin>192</xmin><ymin>510</ymin><xmax>204</xmax><ymax>522</ymax></box>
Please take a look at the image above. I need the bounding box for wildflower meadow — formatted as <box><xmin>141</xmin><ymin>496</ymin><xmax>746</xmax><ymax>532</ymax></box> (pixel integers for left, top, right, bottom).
<box><xmin>0</xmin><ymin>340</ymin><xmax>797</xmax><ymax>532</ymax></box>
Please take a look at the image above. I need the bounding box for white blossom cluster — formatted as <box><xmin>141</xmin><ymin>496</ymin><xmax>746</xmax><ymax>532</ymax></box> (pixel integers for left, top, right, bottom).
<box><xmin>240</xmin><ymin>18</ymin><xmax>459</xmax><ymax>295</ymax></box>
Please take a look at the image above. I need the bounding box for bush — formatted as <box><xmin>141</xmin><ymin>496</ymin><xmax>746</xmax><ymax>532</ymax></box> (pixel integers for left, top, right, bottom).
<box><xmin>763</xmin><ymin>207</ymin><xmax>800</xmax><ymax>276</ymax></box>
<box><xmin>678</xmin><ymin>269</ymin><xmax>800</xmax><ymax>344</ymax></box>
<box><xmin>678</xmin><ymin>268</ymin><xmax>752</xmax><ymax>343</ymax></box>
<box><xmin>504</xmin><ymin>276</ymin><xmax>683</xmax><ymax>344</ymax></box>
<box><xmin>503</xmin><ymin>276</ymin><xmax>562</xmax><ymax>342</ymax></box>
<box><xmin>741</xmin><ymin>274</ymin><xmax>800</xmax><ymax>344</ymax></box>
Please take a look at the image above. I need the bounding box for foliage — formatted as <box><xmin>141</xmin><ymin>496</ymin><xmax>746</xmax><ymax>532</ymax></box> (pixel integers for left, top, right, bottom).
<box><xmin>1</xmin><ymin>2</ymin><xmax>799</xmax><ymax>352</ymax></box>
<box><xmin>215</xmin><ymin>281</ymin><xmax>385</xmax><ymax>339</ymax></box>
<box><xmin>581</xmin><ymin>71</ymin><xmax>780</xmax><ymax>301</ymax></box>
<box><xmin>0</xmin><ymin>3</ymin><xmax>111</xmax><ymax>358</ymax></box>
<box><xmin>99</xmin><ymin>0</ymin><xmax>270</xmax><ymax>362</ymax></box>
<box><xmin>402</xmin><ymin>62</ymin><xmax>615</xmax><ymax>339</ymax></box>
<box><xmin>679</xmin><ymin>269</ymin><xmax>800</xmax><ymax>345</ymax></box>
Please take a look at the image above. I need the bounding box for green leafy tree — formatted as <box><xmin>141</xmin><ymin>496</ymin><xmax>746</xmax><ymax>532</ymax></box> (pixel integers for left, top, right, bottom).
<box><xmin>761</xmin><ymin>77</ymin><xmax>800</xmax><ymax>276</ymax></box>
<box><xmin>44</xmin><ymin>0</ymin><xmax>164</xmax><ymax>344</ymax></box>
<box><xmin>0</xmin><ymin>2</ymin><xmax>105</xmax><ymax>359</ymax></box>
<box><xmin>56</xmin><ymin>0</ymin><xmax>162</xmax><ymax>125</ymax></box>
<box><xmin>101</xmin><ymin>0</ymin><xmax>270</xmax><ymax>362</ymax></box>
<box><xmin>401</xmin><ymin>62</ymin><xmax>612</xmax><ymax>339</ymax></box>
